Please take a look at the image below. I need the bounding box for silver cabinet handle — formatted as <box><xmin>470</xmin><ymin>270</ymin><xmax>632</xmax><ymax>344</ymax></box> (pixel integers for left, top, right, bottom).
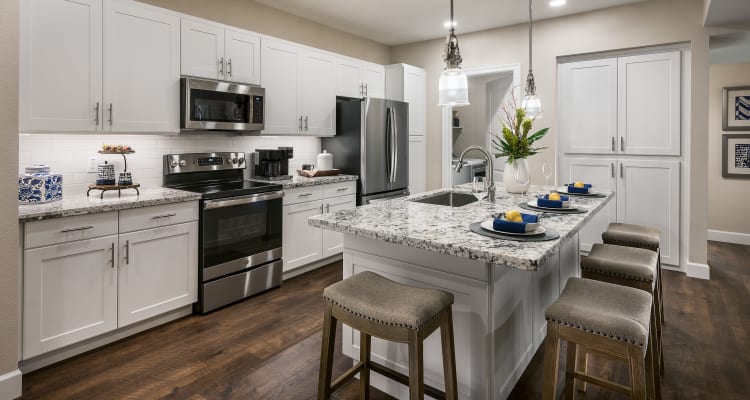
<box><xmin>151</xmin><ymin>213</ymin><xmax>176</xmax><ymax>220</ymax></box>
<box><xmin>620</xmin><ymin>163</ymin><xmax>624</xmax><ymax>178</ymax></box>
<box><xmin>611</xmin><ymin>162</ymin><xmax>615</xmax><ymax>178</ymax></box>
<box><xmin>364</xmin><ymin>84</ymin><xmax>368</xmax><ymax>97</ymax></box>
<box><xmin>219</xmin><ymin>57</ymin><xmax>224</xmax><ymax>76</ymax></box>
<box><xmin>299</xmin><ymin>116</ymin><xmax>303</xmax><ymax>130</ymax></box>
<box><xmin>124</xmin><ymin>240</ymin><xmax>130</xmax><ymax>265</ymax></box>
<box><xmin>299</xmin><ymin>193</ymin><xmax>313</xmax><ymax>197</ymax></box>
<box><xmin>325</xmin><ymin>203</ymin><xmax>330</xmax><ymax>213</ymax></box>
<box><xmin>94</xmin><ymin>102</ymin><xmax>100</xmax><ymax>126</ymax></box>
<box><xmin>304</xmin><ymin>116</ymin><xmax>308</xmax><ymax>131</ymax></box>
<box><xmin>107</xmin><ymin>103</ymin><xmax>113</xmax><ymax>126</ymax></box>
<box><xmin>60</xmin><ymin>225</ymin><xmax>94</xmax><ymax>233</ymax></box>
<box><xmin>110</xmin><ymin>242</ymin><xmax>115</xmax><ymax>268</ymax></box>
<box><xmin>359</xmin><ymin>83</ymin><xmax>363</xmax><ymax>96</ymax></box>
<box><xmin>319</xmin><ymin>204</ymin><xmax>324</xmax><ymax>213</ymax></box>
<box><xmin>336</xmin><ymin>187</ymin><xmax>348</xmax><ymax>192</ymax></box>
<box><xmin>227</xmin><ymin>58</ymin><xmax>232</xmax><ymax>78</ymax></box>
<box><xmin>611</xmin><ymin>137</ymin><xmax>615</xmax><ymax>152</ymax></box>
<box><xmin>620</xmin><ymin>137</ymin><xmax>625</xmax><ymax>152</ymax></box>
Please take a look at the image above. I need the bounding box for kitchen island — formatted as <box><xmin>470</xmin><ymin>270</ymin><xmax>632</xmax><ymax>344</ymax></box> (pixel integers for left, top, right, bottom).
<box><xmin>308</xmin><ymin>185</ymin><xmax>613</xmax><ymax>400</ymax></box>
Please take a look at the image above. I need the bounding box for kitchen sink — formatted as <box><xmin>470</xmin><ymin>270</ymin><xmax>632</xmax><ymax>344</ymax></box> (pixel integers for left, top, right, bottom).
<box><xmin>411</xmin><ymin>192</ymin><xmax>478</xmax><ymax>207</ymax></box>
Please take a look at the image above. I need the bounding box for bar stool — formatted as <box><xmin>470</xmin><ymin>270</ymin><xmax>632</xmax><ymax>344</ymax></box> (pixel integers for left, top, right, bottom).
<box><xmin>318</xmin><ymin>271</ymin><xmax>458</xmax><ymax>400</ymax></box>
<box><xmin>543</xmin><ymin>278</ymin><xmax>657</xmax><ymax>400</ymax></box>
<box><xmin>578</xmin><ymin>243</ymin><xmax>662</xmax><ymax>396</ymax></box>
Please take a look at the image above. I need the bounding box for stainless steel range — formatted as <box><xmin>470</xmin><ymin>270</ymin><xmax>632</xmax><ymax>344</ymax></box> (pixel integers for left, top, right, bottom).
<box><xmin>164</xmin><ymin>152</ymin><xmax>283</xmax><ymax>313</ymax></box>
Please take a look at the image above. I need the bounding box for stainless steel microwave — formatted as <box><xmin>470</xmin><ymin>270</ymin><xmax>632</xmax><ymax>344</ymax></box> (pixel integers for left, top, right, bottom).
<box><xmin>180</xmin><ymin>77</ymin><xmax>265</xmax><ymax>132</ymax></box>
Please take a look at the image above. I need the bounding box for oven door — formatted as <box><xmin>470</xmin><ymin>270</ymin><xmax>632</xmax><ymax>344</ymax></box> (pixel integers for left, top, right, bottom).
<box><xmin>201</xmin><ymin>191</ymin><xmax>282</xmax><ymax>282</ymax></box>
<box><xmin>181</xmin><ymin>77</ymin><xmax>264</xmax><ymax>131</ymax></box>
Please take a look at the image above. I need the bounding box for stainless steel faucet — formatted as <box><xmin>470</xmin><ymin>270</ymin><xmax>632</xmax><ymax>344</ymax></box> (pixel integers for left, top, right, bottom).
<box><xmin>456</xmin><ymin>146</ymin><xmax>495</xmax><ymax>203</ymax></box>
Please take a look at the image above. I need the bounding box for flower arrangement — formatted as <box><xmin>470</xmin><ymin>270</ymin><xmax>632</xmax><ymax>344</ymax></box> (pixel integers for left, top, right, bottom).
<box><xmin>491</xmin><ymin>92</ymin><xmax>548</xmax><ymax>163</ymax></box>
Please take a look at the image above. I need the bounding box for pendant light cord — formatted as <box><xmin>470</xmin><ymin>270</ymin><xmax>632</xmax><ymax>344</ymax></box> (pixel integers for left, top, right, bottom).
<box><xmin>525</xmin><ymin>0</ymin><xmax>536</xmax><ymax>97</ymax></box>
<box><xmin>528</xmin><ymin>0</ymin><xmax>533</xmax><ymax>71</ymax></box>
<box><xmin>450</xmin><ymin>0</ymin><xmax>455</xmax><ymax>34</ymax></box>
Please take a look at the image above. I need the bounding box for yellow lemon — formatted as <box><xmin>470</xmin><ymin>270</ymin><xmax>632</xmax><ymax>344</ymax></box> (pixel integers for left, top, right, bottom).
<box><xmin>511</xmin><ymin>215</ymin><xmax>523</xmax><ymax>223</ymax></box>
<box><xmin>548</xmin><ymin>192</ymin><xmax>561</xmax><ymax>201</ymax></box>
<box><xmin>573</xmin><ymin>181</ymin><xmax>585</xmax><ymax>188</ymax></box>
<box><xmin>505</xmin><ymin>210</ymin><xmax>521</xmax><ymax>221</ymax></box>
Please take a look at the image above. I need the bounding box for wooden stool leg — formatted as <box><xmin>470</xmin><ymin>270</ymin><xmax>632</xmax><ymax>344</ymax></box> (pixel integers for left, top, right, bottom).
<box><xmin>565</xmin><ymin>341</ymin><xmax>577</xmax><ymax>400</ymax></box>
<box><xmin>646</xmin><ymin>324</ymin><xmax>662</xmax><ymax>400</ymax></box>
<box><xmin>627</xmin><ymin>344</ymin><xmax>647</xmax><ymax>400</ymax></box>
<box><xmin>408</xmin><ymin>330</ymin><xmax>425</xmax><ymax>400</ymax></box>
<box><xmin>575</xmin><ymin>346</ymin><xmax>588</xmax><ymax>392</ymax></box>
<box><xmin>543</xmin><ymin>323</ymin><xmax>562</xmax><ymax>400</ymax></box>
<box><xmin>360</xmin><ymin>332</ymin><xmax>371</xmax><ymax>400</ymax></box>
<box><xmin>439</xmin><ymin>309</ymin><xmax>458</xmax><ymax>400</ymax></box>
<box><xmin>318</xmin><ymin>302</ymin><xmax>337</xmax><ymax>400</ymax></box>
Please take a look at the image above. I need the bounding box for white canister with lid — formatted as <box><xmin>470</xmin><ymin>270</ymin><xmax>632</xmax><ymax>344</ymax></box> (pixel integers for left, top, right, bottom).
<box><xmin>317</xmin><ymin>150</ymin><xmax>334</xmax><ymax>171</ymax></box>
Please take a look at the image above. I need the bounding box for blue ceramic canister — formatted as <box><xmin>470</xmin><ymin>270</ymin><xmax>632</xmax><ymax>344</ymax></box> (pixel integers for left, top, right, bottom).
<box><xmin>19</xmin><ymin>165</ymin><xmax>63</xmax><ymax>204</ymax></box>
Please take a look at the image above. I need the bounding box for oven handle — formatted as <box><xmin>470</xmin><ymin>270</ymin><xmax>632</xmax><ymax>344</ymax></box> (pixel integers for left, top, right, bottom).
<box><xmin>203</xmin><ymin>191</ymin><xmax>284</xmax><ymax>210</ymax></box>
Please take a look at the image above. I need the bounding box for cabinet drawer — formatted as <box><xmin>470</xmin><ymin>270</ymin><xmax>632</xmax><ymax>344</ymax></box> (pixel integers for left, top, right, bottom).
<box><xmin>283</xmin><ymin>186</ymin><xmax>323</xmax><ymax>205</ymax></box>
<box><xmin>25</xmin><ymin>212</ymin><xmax>118</xmax><ymax>249</ymax></box>
<box><xmin>119</xmin><ymin>201</ymin><xmax>199</xmax><ymax>233</ymax></box>
<box><xmin>322</xmin><ymin>181</ymin><xmax>357</xmax><ymax>198</ymax></box>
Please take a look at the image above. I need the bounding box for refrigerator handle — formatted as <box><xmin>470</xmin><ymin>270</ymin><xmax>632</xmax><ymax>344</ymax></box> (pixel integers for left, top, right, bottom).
<box><xmin>385</xmin><ymin>107</ymin><xmax>392</xmax><ymax>183</ymax></box>
<box><xmin>391</xmin><ymin>108</ymin><xmax>398</xmax><ymax>183</ymax></box>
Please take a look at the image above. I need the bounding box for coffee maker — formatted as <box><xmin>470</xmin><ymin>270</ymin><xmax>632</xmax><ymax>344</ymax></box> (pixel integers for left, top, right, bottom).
<box><xmin>254</xmin><ymin>147</ymin><xmax>293</xmax><ymax>180</ymax></box>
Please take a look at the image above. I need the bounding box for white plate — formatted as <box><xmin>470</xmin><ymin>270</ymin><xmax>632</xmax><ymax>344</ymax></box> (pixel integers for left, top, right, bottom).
<box><xmin>480</xmin><ymin>220</ymin><xmax>546</xmax><ymax>236</ymax></box>
<box><xmin>557</xmin><ymin>186</ymin><xmax>597</xmax><ymax>196</ymax></box>
<box><xmin>527</xmin><ymin>200</ymin><xmax>574</xmax><ymax>211</ymax></box>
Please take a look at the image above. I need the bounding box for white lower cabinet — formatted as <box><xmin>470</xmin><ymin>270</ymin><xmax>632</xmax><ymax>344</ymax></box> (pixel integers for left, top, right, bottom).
<box><xmin>322</xmin><ymin>195</ymin><xmax>357</xmax><ymax>258</ymax></box>
<box><xmin>118</xmin><ymin>222</ymin><xmax>198</xmax><ymax>327</ymax></box>
<box><xmin>409</xmin><ymin>135</ymin><xmax>426</xmax><ymax>194</ymax></box>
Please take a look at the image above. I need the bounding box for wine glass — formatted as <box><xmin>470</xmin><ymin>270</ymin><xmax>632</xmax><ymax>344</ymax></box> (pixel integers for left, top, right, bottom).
<box><xmin>515</xmin><ymin>163</ymin><xmax>530</xmax><ymax>197</ymax></box>
<box><xmin>542</xmin><ymin>162</ymin><xmax>553</xmax><ymax>193</ymax></box>
<box><xmin>472</xmin><ymin>176</ymin><xmax>487</xmax><ymax>205</ymax></box>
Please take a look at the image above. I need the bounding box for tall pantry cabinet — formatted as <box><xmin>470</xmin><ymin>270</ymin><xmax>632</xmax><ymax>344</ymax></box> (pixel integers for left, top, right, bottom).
<box><xmin>558</xmin><ymin>50</ymin><xmax>682</xmax><ymax>267</ymax></box>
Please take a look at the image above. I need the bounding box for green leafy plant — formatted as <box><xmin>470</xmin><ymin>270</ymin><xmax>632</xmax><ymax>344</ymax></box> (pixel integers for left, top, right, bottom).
<box><xmin>491</xmin><ymin>93</ymin><xmax>548</xmax><ymax>164</ymax></box>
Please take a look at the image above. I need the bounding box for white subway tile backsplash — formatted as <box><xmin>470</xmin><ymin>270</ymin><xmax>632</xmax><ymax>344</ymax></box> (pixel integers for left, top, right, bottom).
<box><xmin>19</xmin><ymin>133</ymin><xmax>321</xmax><ymax>196</ymax></box>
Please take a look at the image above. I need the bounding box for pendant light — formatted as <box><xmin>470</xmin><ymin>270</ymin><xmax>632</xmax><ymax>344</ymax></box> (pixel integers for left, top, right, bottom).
<box><xmin>438</xmin><ymin>0</ymin><xmax>470</xmax><ymax>107</ymax></box>
<box><xmin>522</xmin><ymin>0</ymin><xmax>542</xmax><ymax>118</ymax></box>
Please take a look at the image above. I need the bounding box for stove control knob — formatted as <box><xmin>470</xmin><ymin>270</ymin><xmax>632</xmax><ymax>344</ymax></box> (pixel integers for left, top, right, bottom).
<box><xmin>238</xmin><ymin>157</ymin><xmax>245</xmax><ymax>165</ymax></box>
<box><xmin>179</xmin><ymin>160</ymin><xmax>187</xmax><ymax>167</ymax></box>
<box><xmin>169</xmin><ymin>160</ymin><xmax>178</xmax><ymax>169</ymax></box>
<box><xmin>232</xmin><ymin>158</ymin><xmax>239</xmax><ymax>164</ymax></box>
<box><xmin>227</xmin><ymin>157</ymin><xmax>233</xmax><ymax>164</ymax></box>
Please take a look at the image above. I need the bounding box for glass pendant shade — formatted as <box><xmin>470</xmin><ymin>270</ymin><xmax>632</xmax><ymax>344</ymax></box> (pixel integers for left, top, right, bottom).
<box><xmin>438</xmin><ymin>68</ymin><xmax>470</xmax><ymax>107</ymax></box>
<box><xmin>522</xmin><ymin>93</ymin><xmax>542</xmax><ymax>118</ymax></box>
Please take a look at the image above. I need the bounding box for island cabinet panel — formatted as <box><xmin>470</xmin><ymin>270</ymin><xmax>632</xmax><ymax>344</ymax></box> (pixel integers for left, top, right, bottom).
<box><xmin>531</xmin><ymin>254</ymin><xmax>560</xmax><ymax>351</ymax></box>
<box><xmin>321</xmin><ymin>194</ymin><xmax>356</xmax><ymax>258</ymax></box>
<box><xmin>282</xmin><ymin>200</ymin><xmax>324</xmax><ymax>272</ymax></box>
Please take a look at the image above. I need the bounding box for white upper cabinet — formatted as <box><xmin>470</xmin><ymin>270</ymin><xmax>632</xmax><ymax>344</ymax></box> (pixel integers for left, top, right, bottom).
<box><xmin>558</xmin><ymin>58</ymin><xmax>618</xmax><ymax>154</ymax></box>
<box><xmin>103</xmin><ymin>0</ymin><xmax>180</xmax><ymax>133</ymax></box>
<box><xmin>385</xmin><ymin>63</ymin><xmax>426</xmax><ymax>136</ymax></box>
<box><xmin>362</xmin><ymin>62</ymin><xmax>386</xmax><ymax>98</ymax></box>
<box><xmin>181</xmin><ymin>19</ymin><xmax>225</xmax><ymax>80</ymax></box>
<box><xmin>262</xmin><ymin>37</ymin><xmax>335</xmax><ymax>136</ymax></box>
<box><xmin>20</xmin><ymin>0</ymin><xmax>103</xmax><ymax>132</ymax></box>
<box><xmin>224</xmin><ymin>29</ymin><xmax>261</xmax><ymax>85</ymax></box>
<box><xmin>618</xmin><ymin>51</ymin><xmax>681</xmax><ymax>155</ymax></box>
<box><xmin>335</xmin><ymin>58</ymin><xmax>385</xmax><ymax>99</ymax></box>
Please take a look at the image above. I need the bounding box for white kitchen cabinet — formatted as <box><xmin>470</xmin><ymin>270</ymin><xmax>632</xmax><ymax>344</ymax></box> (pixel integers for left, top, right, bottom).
<box><xmin>362</xmin><ymin>62</ymin><xmax>386</xmax><ymax>98</ymax></box>
<box><xmin>23</xmin><ymin>235</ymin><xmax>118</xmax><ymax>358</ymax></box>
<box><xmin>409</xmin><ymin>135</ymin><xmax>426</xmax><ymax>194</ymax></box>
<box><xmin>617</xmin><ymin>159</ymin><xmax>680</xmax><ymax>265</ymax></box>
<box><xmin>103</xmin><ymin>0</ymin><xmax>180</xmax><ymax>133</ymax></box>
<box><xmin>180</xmin><ymin>19</ymin><xmax>225</xmax><ymax>80</ymax></box>
<box><xmin>118</xmin><ymin>222</ymin><xmax>198</xmax><ymax>327</ymax></box>
<box><xmin>321</xmin><ymin>194</ymin><xmax>357</xmax><ymax>258</ymax></box>
<box><xmin>282</xmin><ymin>199</ymin><xmax>324</xmax><ymax>272</ymax></box>
<box><xmin>20</xmin><ymin>0</ymin><xmax>103</xmax><ymax>132</ymax></box>
<box><xmin>224</xmin><ymin>29</ymin><xmax>261</xmax><ymax>85</ymax></box>
<box><xmin>618</xmin><ymin>51</ymin><xmax>681</xmax><ymax>156</ymax></box>
<box><xmin>262</xmin><ymin>38</ymin><xmax>336</xmax><ymax>136</ymax></box>
<box><xmin>335</xmin><ymin>57</ymin><xmax>364</xmax><ymax>98</ymax></box>
<box><xmin>558</xmin><ymin>58</ymin><xmax>618</xmax><ymax>155</ymax></box>
<box><xmin>385</xmin><ymin>63</ymin><xmax>426</xmax><ymax>136</ymax></box>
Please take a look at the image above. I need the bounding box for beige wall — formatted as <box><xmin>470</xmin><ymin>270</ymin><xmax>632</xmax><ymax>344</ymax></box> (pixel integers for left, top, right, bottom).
<box><xmin>392</xmin><ymin>0</ymin><xmax>712</xmax><ymax>265</ymax></box>
<box><xmin>0</xmin><ymin>0</ymin><xmax>19</xmax><ymax>385</ymax></box>
<box><xmin>138</xmin><ymin>0</ymin><xmax>391</xmax><ymax>64</ymax></box>
<box><xmin>708</xmin><ymin>62</ymin><xmax>750</xmax><ymax>234</ymax></box>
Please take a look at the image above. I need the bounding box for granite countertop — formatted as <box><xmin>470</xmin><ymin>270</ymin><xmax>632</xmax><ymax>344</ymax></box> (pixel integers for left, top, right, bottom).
<box><xmin>251</xmin><ymin>174</ymin><xmax>358</xmax><ymax>189</ymax></box>
<box><xmin>19</xmin><ymin>188</ymin><xmax>202</xmax><ymax>222</ymax></box>
<box><xmin>308</xmin><ymin>184</ymin><xmax>613</xmax><ymax>271</ymax></box>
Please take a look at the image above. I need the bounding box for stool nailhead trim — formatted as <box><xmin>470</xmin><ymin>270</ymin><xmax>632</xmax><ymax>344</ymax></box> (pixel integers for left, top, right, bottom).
<box><xmin>580</xmin><ymin>265</ymin><xmax>654</xmax><ymax>283</ymax></box>
<box><xmin>323</xmin><ymin>297</ymin><xmax>441</xmax><ymax>331</ymax></box>
<box><xmin>545</xmin><ymin>317</ymin><xmax>646</xmax><ymax>347</ymax></box>
<box><xmin>603</xmin><ymin>239</ymin><xmax>659</xmax><ymax>252</ymax></box>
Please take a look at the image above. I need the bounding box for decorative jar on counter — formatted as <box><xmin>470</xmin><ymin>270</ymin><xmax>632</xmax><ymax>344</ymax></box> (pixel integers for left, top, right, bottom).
<box><xmin>19</xmin><ymin>165</ymin><xmax>63</xmax><ymax>204</ymax></box>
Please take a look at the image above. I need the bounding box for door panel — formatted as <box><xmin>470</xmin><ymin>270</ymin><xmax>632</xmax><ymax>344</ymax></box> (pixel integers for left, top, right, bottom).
<box><xmin>363</xmin><ymin>99</ymin><xmax>389</xmax><ymax>195</ymax></box>
<box><xmin>322</xmin><ymin>195</ymin><xmax>356</xmax><ymax>258</ymax></box>
<box><xmin>336</xmin><ymin>58</ymin><xmax>362</xmax><ymax>98</ymax></box>
<box><xmin>403</xmin><ymin>65</ymin><xmax>425</xmax><ymax>136</ymax></box>
<box><xmin>225</xmin><ymin>29</ymin><xmax>260</xmax><ymax>85</ymax></box>
<box><xmin>362</xmin><ymin>62</ymin><xmax>385</xmax><ymax>98</ymax></box>
<box><xmin>409</xmin><ymin>135</ymin><xmax>426</xmax><ymax>194</ymax></box>
<box><xmin>181</xmin><ymin>19</ymin><xmax>224</xmax><ymax>80</ymax></box>
<box><xmin>282</xmin><ymin>200</ymin><xmax>323</xmax><ymax>272</ymax></box>
<box><xmin>302</xmin><ymin>50</ymin><xmax>336</xmax><ymax>135</ymax></box>
<box><xmin>261</xmin><ymin>39</ymin><xmax>301</xmax><ymax>134</ymax></box>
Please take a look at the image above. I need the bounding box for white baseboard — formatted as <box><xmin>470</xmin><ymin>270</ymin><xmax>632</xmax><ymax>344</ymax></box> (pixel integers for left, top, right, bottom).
<box><xmin>686</xmin><ymin>261</ymin><xmax>710</xmax><ymax>280</ymax></box>
<box><xmin>707</xmin><ymin>229</ymin><xmax>750</xmax><ymax>245</ymax></box>
<box><xmin>0</xmin><ymin>369</ymin><xmax>21</xmax><ymax>400</ymax></box>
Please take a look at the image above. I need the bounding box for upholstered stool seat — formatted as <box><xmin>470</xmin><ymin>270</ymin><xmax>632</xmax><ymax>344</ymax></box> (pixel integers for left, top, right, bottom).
<box><xmin>582</xmin><ymin>244</ymin><xmax>657</xmax><ymax>286</ymax></box>
<box><xmin>602</xmin><ymin>223</ymin><xmax>660</xmax><ymax>251</ymax></box>
<box><xmin>318</xmin><ymin>271</ymin><xmax>458</xmax><ymax>400</ymax></box>
<box><xmin>543</xmin><ymin>278</ymin><xmax>658</xmax><ymax>400</ymax></box>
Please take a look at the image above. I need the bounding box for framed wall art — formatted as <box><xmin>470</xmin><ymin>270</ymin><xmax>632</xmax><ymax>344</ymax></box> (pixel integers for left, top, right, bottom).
<box><xmin>723</xmin><ymin>86</ymin><xmax>750</xmax><ymax>131</ymax></box>
<box><xmin>722</xmin><ymin>134</ymin><xmax>750</xmax><ymax>178</ymax></box>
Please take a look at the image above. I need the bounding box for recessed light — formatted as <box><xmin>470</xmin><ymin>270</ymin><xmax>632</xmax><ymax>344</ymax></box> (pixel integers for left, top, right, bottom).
<box><xmin>443</xmin><ymin>20</ymin><xmax>457</xmax><ymax>28</ymax></box>
<box><xmin>549</xmin><ymin>0</ymin><xmax>566</xmax><ymax>6</ymax></box>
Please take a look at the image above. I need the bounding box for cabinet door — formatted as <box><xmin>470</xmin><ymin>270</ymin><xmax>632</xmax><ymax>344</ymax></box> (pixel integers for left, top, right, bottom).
<box><xmin>261</xmin><ymin>38</ymin><xmax>302</xmax><ymax>134</ymax></box>
<box><xmin>103</xmin><ymin>0</ymin><xmax>180</xmax><ymax>132</ymax></box>
<box><xmin>618</xmin><ymin>51</ymin><xmax>681</xmax><ymax>155</ymax></box>
<box><xmin>20</xmin><ymin>0</ymin><xmax>102</xmax><ymax>132</ymax></box>
<box><xmin>23</xmin><ymin>235</ymin><xmax>117</xmax><ymax>359</ymax></box>
<box><xmin>403</xmin><ymin>65</ymin><xmax>426</xmax><ymax>136</ymax></box>
<box><xmin>301</xmin><ymin>50</ymin><xmax>336</xmax><ymax>136</ymax></box>
<box><xmin>336</xmin><ymin>57</ymin><xmax>362</xmax><ymax>98</ymax></box>
<box><xmin>224</xmin><ymin>29</ymin><xmax>261</xmax><ymax>85</ymax></box>
<box><xmin>180</xmin><ymin>19</ymin><xmax>225</xmax><ymax>80</ymax></box>
<box><xmin>322</xmin><ymin>195</ymin><xmax>357</xmax><ymax>258</ymax></box>
<box><xmin>118</xmin><ymin>222</ymin><xmax>198</xmax><ymax>327</ymax></box>
<box><xmin>282</xmin><ymin>200</ymin><xmax>323</xmax><ymax>272</ymax></box>
<box><xmin>617</xmin><ymin>160</ymin><xmax>680</xmax><ymax>266</ymax></box>
<box><xmin>362</xmin><ymin>62</ymin><xmax>386</xmax><ymax>98</ymax></box>
<box><xmin>558</xmin><ymin>59</ymin><xmax>618</xmax><ymax>154</ymax></box>
<box><xmin>409</xmin><ymin>135</ymin><xmax>426</xmax><ymax>194</ymax></box>
<box><xmin>560</xmin><ymin>157</ymin><xmax>617</xmax><ymax>253</ymax></box>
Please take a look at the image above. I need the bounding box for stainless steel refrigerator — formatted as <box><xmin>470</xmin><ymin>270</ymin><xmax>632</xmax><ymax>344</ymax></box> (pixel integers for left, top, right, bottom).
<box><xmin>322</xmin><ymin>98</ymin><xmax>409</xmax><ymax>205</ymax></box>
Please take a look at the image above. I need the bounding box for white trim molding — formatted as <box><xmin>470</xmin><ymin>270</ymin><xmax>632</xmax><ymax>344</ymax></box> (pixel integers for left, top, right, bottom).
<box><xmin>686</xmin><ymin>261</ymin><xmax>711</xmax><ymax>280</ymax></box>
<box><xmin>0</xmin><ymin>369</ymin><xmax>21</xmax><ymax>399</ymax></box>
<box><xmin>707</xmin><ymin>229</ymin><xmax>750</xmax><ymax>245</ymax></box>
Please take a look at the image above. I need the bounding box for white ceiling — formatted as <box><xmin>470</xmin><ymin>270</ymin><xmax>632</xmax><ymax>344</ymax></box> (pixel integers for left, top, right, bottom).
<box><xmin>704</xmin><ymin>0</ymin><xmax>750</xmax><ymax>28</ymax></box>
<box><xmin>255</xmin><ymin>0</ymin><xmax>649</xmax><ymax>46</ymax></box>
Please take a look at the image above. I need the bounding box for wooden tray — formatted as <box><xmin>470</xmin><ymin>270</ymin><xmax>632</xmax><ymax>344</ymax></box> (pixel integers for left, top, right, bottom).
<box><xmin>297</xmin><ymin>169</ymin><xmax>340</xmax><ymax>177</ymax></box>
<box><xmin>87</xmin><ymin>183</ymin><xmax>140</xmax><ymax>199</ymax></box>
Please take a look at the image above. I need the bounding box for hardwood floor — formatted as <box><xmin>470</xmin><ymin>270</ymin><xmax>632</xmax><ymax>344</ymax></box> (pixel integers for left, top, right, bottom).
<box><xmin>22</xmin><ymin>241</ymin><xmax>750</xmax><ymax>399</ymax></box>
